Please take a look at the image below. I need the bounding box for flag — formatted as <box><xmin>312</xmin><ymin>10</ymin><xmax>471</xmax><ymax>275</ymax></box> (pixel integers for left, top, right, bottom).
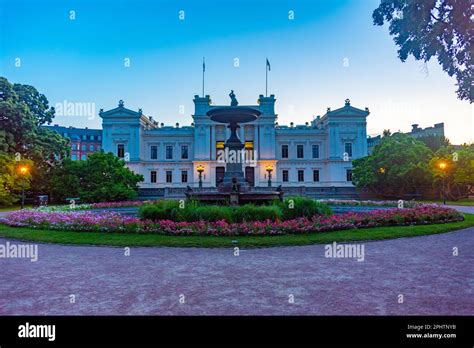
<box><xmin>266</xmin><ymin>58</ymin><xmax>271</xmax><ymax>71</ymax></box>
<box><xmin>203</xmin><ymin>58</ymin><xmax>205</xmax><ymax>72</ymax></box>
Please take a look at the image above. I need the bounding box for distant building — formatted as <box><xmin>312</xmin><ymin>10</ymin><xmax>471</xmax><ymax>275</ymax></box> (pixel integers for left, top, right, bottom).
<box><xmin>367</xmin><ymin>123</ymin><xmax>445</xmax><ymax>154</ymax></box>
<box><xmin>44</xmin><ymin>125</ymin><xmax>102</xmax><ymax>160</ymax></box>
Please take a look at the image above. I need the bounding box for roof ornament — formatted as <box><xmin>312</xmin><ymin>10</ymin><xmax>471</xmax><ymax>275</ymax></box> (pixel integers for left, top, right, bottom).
<box><xmin>327</xmin><ymin>107</ymin><xmax>331</xmax><ymax>112</ymax></box>
<box><xmin>118</xmin><ymin>100</ymin><xmax>124</xmax><ymax>107</ymax></box>
<box><xmin>345</xmin><ymin>98</ymin><xmax>350</xmax><ymax>106</ymax></box>
<box><xmin>138</xmin><ymin>108</ymin><xmax>143</xmax><ymax>115</ymax></box>
<box><xmin>99</xmin><ymin>108</ymin><xmax>103</xmax><ymax>115</ymax></box>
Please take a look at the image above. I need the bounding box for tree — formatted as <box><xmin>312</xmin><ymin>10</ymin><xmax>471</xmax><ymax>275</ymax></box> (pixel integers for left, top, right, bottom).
<box><xmin>373</xmin><ymin>0</ymin><xmax>473</xmax><ymax>102</ymax></box>
<box><xmin>352</xmin><ymin>133</ymin><xmax>433</xmax><ymax>197</ymax></box>
<box><xmin>418</xmin><ymin>134</ymin><xmax>451</xmax><ymax>152</ymax></box>
<box><xmin>49</xmin><ymin>152</ymin><xmax>144</xmax><ymax>203</ymax></box>
<box><xmin>0</xmin><ymin>154</ymin><xmax>32</xmax><ymax>205</ymax></box>
<box><xmin>429</xmin><ymin>144</ymin><xmax>474</xmax><ymax>199</ymax></box>
<box><xmin>0</xmin><ymin>77</ymin><xmax>70</xmax><ymax>205</ymax></box>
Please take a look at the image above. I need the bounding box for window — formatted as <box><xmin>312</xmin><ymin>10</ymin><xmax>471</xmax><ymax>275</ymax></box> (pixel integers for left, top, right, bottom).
<box><xmin>150</xmin><ymin>145</ymin><xmax>158</xmax><ymax>160</ymax></box>
<box><xmin>297</xmin><ymin>145</ymin><xmax>304</xmax><ymax>159</ymax></box>
<box><xmin>312</xmin><ymin>144</ymin><xmax>320</xmax><ymax>159</ymax></box>
<box><xmin>89</xmin><ymin>145</ymin><xmax>94</xmax><ymax>151</ymax></box>
<box><xmin>181</xmin><ymin>171</ymin><xmax>188</xmax><ymax>183</ymax></box>
<box><xmin>71</xmin><ymin>154</ymin><xmax>77</xmax><ymax>161</ymax></box>
<box><xmin>313</xmin><ymin>170</ymin><xmax>320</xmax><ymax>182</ymax></box>
<box><xmin>150</xmin><ymin>170</ymin><xmax>157</xmax><ymax>183</ymax></box>
<box><xmin>81</xmin><ymin>154</ymin><xmax>87</xmax><ymax>161</ymax></box>
<box><xmin>98</xmin><ymin>135</ymin><xmax>102</xmax><ymax>141</ymax></box>
<box><xmin>181</xmin><ymin>145</ymin><xmax>188</xmax><ymax>159</ymax></box>
<box><xmin>63</xmin><ymin>132</ymin><xmax>68</xmax><ymax>137</ymax></box>
<box><xmin>281</xmin><ymin>145</ymin><xmax>289</xmax><ymax>158</ymax></box>
<box><xmin>298</xmin><ymin>170</ymin><xmax>304</xmax><ymax>182</ymax></box>
<box><xmin>72</xmin><ymin>144</ymin><xmax>76</xmax><ymax>150</ymax></box>
<box><xmin>82</xmin><ymin>135</ymin><xmax>87</xmax><ymax>140</ymax></box>
<box><xmin>117</xmin><ymin>144</ymin><xmax>125</xmax><ymax>158</ymax></box>
<box><xmin>81</xmin><ymin>144</ymin><xmax>86</xmax><ymax>151</ymax></box>
<box><xmin>166</xmin><ymin>146</ymin><xmax>173</xmax><ymax>159</ymax></box>
<box><xmin>344</xmin><ymin>143</ymin><xmax>353</xmax><ymax>157</ymax></box>
<box><xmin>166</xmin><ymin>171</ymin><xmax>172</xmax><ymax>183</ymax></box>
<box><xmin>97</xmin><ymin>145</ymin><xmax>101</xmax><ymax>151</ymax></box>
<box><xmin>282</xmin><ymin>170</ymin><xmax>289</xmax><ymax>182</ymax></box>
<box><xmin>346</xmin><ymin>169</ymin><xmax>353</xmax><ymax>182</ymax></box>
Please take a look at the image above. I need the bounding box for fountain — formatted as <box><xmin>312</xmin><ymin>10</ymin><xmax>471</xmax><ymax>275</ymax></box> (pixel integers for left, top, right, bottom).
<box><xmin>186</xmin><ymin>91</ymin><xmax>283</xmax><ymax>205</ymax></box>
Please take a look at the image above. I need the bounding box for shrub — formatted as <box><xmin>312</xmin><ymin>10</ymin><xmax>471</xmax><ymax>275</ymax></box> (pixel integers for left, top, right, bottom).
<box><xmin>139</xmin><ymin>200</ymin><xmax>180</xmax><ymax>221</ymax></box>
<box><xmin>279</xmin><ymin>196</ymin><xmax>332</xmax><ymax>220</ymax></box>
<box><xmin>233</xmin><ymin>204</ymin><xmax>282</xmax><ymax>222</ymax></box>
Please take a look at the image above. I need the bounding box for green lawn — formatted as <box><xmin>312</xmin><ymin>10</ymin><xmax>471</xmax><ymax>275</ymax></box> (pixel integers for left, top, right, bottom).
<box><xmin>0</xmin><ymin>214</ymin><xmax>472</xmax><ymax>248</ymax></box>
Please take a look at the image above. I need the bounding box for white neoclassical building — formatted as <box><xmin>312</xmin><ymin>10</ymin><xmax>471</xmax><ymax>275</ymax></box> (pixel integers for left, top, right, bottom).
<box><xmin>100</xmin><ymin>95</ymin><xmax>369</xmax><ymax>196</ymax></box>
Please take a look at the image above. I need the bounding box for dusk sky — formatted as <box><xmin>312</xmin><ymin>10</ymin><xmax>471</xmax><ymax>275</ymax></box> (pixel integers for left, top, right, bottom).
<box><xmin>1</xmin><ymin>0</ymin><xmax>472</xmax><ymax>144</ymax></box>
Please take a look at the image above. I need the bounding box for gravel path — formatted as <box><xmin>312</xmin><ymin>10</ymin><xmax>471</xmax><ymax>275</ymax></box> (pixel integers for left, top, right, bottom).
<box><xmin>0</xmin><ymin>227</ymin><xmax>473</xmax><ymax>315</ymax></box>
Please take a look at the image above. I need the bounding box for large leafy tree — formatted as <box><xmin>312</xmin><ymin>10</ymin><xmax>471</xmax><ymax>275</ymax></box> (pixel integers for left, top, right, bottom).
<box><xmin>49</xmin><ymin>152</ymin><xmax>144</xmax><ymax>203</ymax></box>
<box><xmin>0</xmin><ymin>153</ymin><xmax>32</xmax><ymax>205</ymax></box>
<box><xmin>352</xmin><ymin>133</ymin><xmax>433</xmax><ymax>196</ymax></box>
<box><xmin>429</xmin><ymin>144</ymin><xmax>474</xmax><ymax>199</ymax></box>
<box><xmin>373</xmin><ymin>0</ymin><xmax>473</xmax><ymax>102</ymax></box>
<box><xmin>0</xmin><ymin>77</ymin><xmax>70</xmax><ymax>204</ymax></box>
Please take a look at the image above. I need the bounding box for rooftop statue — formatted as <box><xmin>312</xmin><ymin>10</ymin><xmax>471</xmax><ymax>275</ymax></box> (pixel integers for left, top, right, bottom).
<box><xmin>229</xmin><ymin>90</ymin><xmax>238</xmax><ymax>106</ymax></box>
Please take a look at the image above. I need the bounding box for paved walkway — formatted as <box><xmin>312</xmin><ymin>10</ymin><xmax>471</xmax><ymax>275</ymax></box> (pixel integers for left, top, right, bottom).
<box><xmin>0</xmin><ymin>227</ymin><xmax>473</xmax><ymax>315</ymax></box>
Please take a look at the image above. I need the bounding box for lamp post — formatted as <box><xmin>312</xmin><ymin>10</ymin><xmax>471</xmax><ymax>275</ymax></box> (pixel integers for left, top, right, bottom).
<box><xmin>18</xmin><ymin>165</ymin><xmax>29</xmax><ymax>209</ymax></box>
<box><xmin>439</xmin><ymin>162</ymin><xmax>447</xmax><ymax>205</ymax></box>
<box><xmin>266</xmin><ymin>165</ymin><xmax>273</xmax><ymax>187</ymax></box>
<box><xmin>197</xmin><ymin>165</ymin><xmax>204</xmax><ymax>189</ymax></box>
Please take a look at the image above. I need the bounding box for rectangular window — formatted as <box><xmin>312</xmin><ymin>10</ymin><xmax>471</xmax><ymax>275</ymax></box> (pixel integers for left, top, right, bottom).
<box><xmin>181</xmin><ymin>145</ymin><xmax>188</xmax><ymax>159</ymax></box>
<box><xmin>181</xmin><ymin>171</ymin><xmax>188</xmax><ymax>183</ymax></box>
<box><xmin>345</xmin><ymin>143</ymin><xmax>353</xmax><ymax>157</ymax></box>
<box><xmin>150</xmin><ymin>145</ymin><xmax>158</xmax><ymax>160</ymax></box>
<box><xmin>166</xmin><ymin>171</ymin><xmax>172</xmax><ymax>183</ymax></box>
<box><xmin>346</xmin><ymin>169</ymin><xmax>353</xmax><ymax>182</ymax></box>
<box><xmin>71</xmin><ymin>154</ymin><xmax>77</xmax><ymax>161</ymax></box>
<box><xmin>313</xmin><ymin>170</ymin><xmax>320</xmax><ymax>182</ymax></box>
<box><xmin>298</xmin><ymin>170</ymin><xmax>304</xmax><ymax>182</ymax></box>
<box><xmin>82</xmin><ymin>135</ymin><xmax>87</xmax><ymax>140</ymax></box>
<box><xmin>71</xmin><ymin>144</ymin><xmax>76</xmax><ymax>150</ymax></box>
<box><xmin>150</xmin><ymin>170</ymin><xmax>157</xmax><ymax>183</ymax></box>
<box><xmin>117</xmin><ymin>144</ymin><xmax>125</xmax><ymax>158</ymax></box>
<box><xmin>297</xmin><ymin>145</ymin><xmax>304</xmax><ymax>159</ymax></box>
<box><xmin>312</xmin><ymin>144</ymin><xmax>320</xmax><ymax>159</ymax></box>
<box><xmin>282</xmin><ymin>170</ymin><xmax>289</xmax><ymax>182</ymax></box>
<box><xmin>166</xmin><ymin>145</ymin><xmax>173</xmax><ymax>159</ymax></box>
<box><xmin>281</xmin><ymin>145</ymin><xmax>288</xmax><ymax>158</ymax></box>
<box><xmin>81</xmin><ymin>144</ymin><xmax>86</xmax><ymax>151</ymax></box>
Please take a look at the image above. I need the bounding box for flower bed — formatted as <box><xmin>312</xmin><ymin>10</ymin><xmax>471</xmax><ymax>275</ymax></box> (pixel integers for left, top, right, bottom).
<box><xmin>0</xmin><ymin>205</ymin><xmax>463</xmax><ymax>237</ymax></box>
<box><xmin>36</xmin><ymin>200</ymin><xmax>148</xmax><ymax>212</ymax></box>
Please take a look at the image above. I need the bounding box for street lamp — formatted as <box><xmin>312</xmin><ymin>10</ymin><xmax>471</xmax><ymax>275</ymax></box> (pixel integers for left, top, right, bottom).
<box><xmin>439</xmin><ymin>161</ymin><xmax>447</xmax><ymax>205</ymax></box>
<box><xmin>266</xmin><ymin>165</ymin><xmax>273</xmax><ymax>187</ymax></box>
<box><xmin>378</xmin><ymin>167</ymin><xmax>386</xmax><ymax>174</ymax></box>
<box><xmin>197</xmin><ymin>165</ymin><xmax>204</xmax><ymax>189</ymax></box>
<box><xmin>18</xmin><ymin>165</ymin><xmax>29</xmax><ymax>209</ymax></box>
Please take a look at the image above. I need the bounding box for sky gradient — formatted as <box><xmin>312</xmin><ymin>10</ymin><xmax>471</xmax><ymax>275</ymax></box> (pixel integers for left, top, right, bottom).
<box><xmin>1</xmin><ymin>0</ymin><xmax>472</xmax><ymax>144</ymax></box>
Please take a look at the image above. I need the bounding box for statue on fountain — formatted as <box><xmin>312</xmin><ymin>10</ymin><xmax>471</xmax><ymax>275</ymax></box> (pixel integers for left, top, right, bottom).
<box><xmin>229</xmin><ymin>90</ymin><xmax>238</xmax><ymax>106</ymax></box>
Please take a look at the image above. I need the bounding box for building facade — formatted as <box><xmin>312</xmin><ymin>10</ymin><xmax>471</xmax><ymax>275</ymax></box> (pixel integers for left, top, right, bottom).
<box><xmin>100</xmin><ymin>95</ymin><xmax>369</xmax><ymax>190</ymax></box>
<box><xmin>45</xmin><ymin>125</ymin><xmax>102</xmax><ymax>160</ymax></box>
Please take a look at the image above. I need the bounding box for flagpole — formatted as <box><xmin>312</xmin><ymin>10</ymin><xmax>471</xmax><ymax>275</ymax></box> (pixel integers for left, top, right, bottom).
<box><xmin>202</xmin><ymin>57</ymin><xmax>205</xmax><ymax>98</ymax></box>
<box><xmin>265</xmin><ymin>59</ymin><xmax>268</xmax><ymax>97</ymax></box>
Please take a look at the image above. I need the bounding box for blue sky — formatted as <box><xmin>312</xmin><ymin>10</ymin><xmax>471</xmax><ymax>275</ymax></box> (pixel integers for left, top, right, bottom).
<box><xmin>1</xmin><ymin>0</ymin><xmax>472</xmax><ymax>144</ymax></box>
